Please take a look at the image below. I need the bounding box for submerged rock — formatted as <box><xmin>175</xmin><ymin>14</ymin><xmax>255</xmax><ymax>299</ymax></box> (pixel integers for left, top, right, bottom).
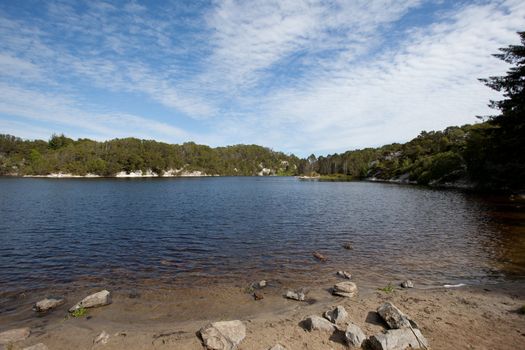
<box><xmin>336</xmin><ymin>270</ymin><xmax>352</xmax><ymax>279</ymax></box>
<box><xmin>199</xmin><ymin>320</ymin><xmax>246</xmax><ymax>350</ymax></box>
<box><xmin>323</xmin><ymin>305</ymin><xmax>348</xmax><ymax>324</ymax></box>
<box><xmin>401</xmin><ymin>280</ymin><xmax>414</xmax><ymax>288</ymax></box>
<box><xmin>69</xmin><ymin>290</ymin><xmax>111</xmax><ymax>312</ymax></box>
<box><xmin>285</xmin><ymin>290</ymin><xmax>305</xmax><ymax>301</ymax></box>
<box><xmin>377</xmin><ymin>302</ymin><xmax>415</xmax><ymax>329</ymax></box>
<box><xmin>332</xmin><ymin>281</ymin><xmax>357</xmax><ymax>297</ymax></box>
<box><xmin>0</xmin><ymin>327</ymin><xmax>31</xmax><ymax>345</ymax></box>
<box><xmin>345</xmin><ymin>323</ymin><xmax>366</xmax><ymax>348</ymax></box>
<box><xmin>369</xmin><ymin>328</ymin><xmax>428</xmax><ymax>350</ymax></box>
<box><xmin>302</xmin><ymin>315</ymin><xmax>336</xmax><ymax>332</ymax></box>
<box><xmin>33</xmin><ymin>297</ymin><xmax>65</xmax><ymax>312</ymax></box>
<box><xmin>313</xmin><ymin>251</ymin><xmax>327</xmax><ymax>262</ymax></box>
<box><xmin>342</xmin><ymin>243</ymin><xmax>353</xmax><ymax>250</ymax></box>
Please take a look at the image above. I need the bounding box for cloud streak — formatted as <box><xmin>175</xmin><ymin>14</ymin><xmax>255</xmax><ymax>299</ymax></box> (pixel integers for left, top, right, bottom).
<box><xmin>0</xmin><ymin>0</ymin><xmax>523</xmax><ymax>155</ymax></box>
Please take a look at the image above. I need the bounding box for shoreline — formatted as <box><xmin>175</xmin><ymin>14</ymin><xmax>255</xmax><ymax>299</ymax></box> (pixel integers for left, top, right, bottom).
<box><xmin>1</xmin><ymin>281</ymin><xmax>524</xmax><ymax>349</ymax></box>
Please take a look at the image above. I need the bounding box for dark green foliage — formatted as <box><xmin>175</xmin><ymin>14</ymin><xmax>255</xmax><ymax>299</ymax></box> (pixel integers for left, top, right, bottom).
<box><xmin>473</xmin><ymin>31</ymin><xmax>525</xmax><ymax>190</ymax></box>
<box><xmin>0</xmin><ymin>135</ymin><xmax>300</xmax><ymax>177</ymax></box>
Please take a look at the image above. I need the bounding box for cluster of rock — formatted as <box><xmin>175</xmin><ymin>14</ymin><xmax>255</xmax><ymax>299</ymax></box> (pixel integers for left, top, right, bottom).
<box><xmin>0</xmin><ymin>290</ymin><xmax>112</xmax><ymax>349</ymax></box>
<box><xmin>369</xmin><ymin>302</ymin><xmax>428</xmax><ymax>350</ymax></box>
<box><xmin>302</xmin><ymin>305</ymin><xmax>366</xmax><ymax>348</ymax></box>
<box><xmin>302</xmin><ymin>302</ymin><xmax>427</xmax><ymax>350</ymax></box>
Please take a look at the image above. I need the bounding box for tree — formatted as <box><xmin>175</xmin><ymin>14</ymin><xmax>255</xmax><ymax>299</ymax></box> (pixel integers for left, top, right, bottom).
<box><xmin>476</xmin><ymin>31</ymin><xmax>525</xmax><ymax>189</ymax></box>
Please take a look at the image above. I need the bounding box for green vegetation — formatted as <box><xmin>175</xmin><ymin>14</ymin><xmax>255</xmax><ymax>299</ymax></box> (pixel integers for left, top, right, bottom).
<box><xmin>318</xmin><ymin>174</ymin><xmax>354</xmax><ymax>181</ymax></box>
<box><xmin>70</xmin><ymin>307</ymin><xmax>87</xmax><ymax>318</ymax></box>
<box><xmin>378</xmin><ymin>283</ymin><xmax>395</xmax><ymax>293</ymax></box>
<box><xmin>0</xmin><ymin>135</ymin><xmax>300</xmax><ymax>177</ymax></box>
<box><xmin>304</xmin><ymin>32</ymin><xmax>525</xmax><ymax>192</ymax></box>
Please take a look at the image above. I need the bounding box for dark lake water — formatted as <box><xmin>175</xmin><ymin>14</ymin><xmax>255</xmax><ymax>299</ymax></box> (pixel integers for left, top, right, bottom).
<box><xmin>1</xmin><ymin>177</ymin><xmax>524</xmax><ymax>300</ymax></box>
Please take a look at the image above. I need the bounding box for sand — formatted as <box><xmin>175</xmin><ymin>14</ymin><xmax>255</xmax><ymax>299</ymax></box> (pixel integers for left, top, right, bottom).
<box><xmin>2</xmin><ymin>281</ymin><xmax>524</xmax><ymax>350</ymax></box>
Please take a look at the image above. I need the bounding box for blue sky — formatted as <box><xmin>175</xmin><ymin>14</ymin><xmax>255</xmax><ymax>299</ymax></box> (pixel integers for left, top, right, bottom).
<box><xmin>0</xmin><ymin>0</ymin><xmax>523</xmax><ymax>156</ymax></box>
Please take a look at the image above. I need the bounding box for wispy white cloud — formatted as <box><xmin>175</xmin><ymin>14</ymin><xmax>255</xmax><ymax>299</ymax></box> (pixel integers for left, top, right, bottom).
<box><xmin>0</xmin><ymin>0</ymin><xmax>523</xmax><ymax>155</ymax></box>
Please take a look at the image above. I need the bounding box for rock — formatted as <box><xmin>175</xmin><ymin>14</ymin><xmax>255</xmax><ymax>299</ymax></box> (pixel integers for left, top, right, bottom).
<box><xmin>344</xmin><ymin>323</ymin><xmax>366</xmax><ymax>348</ymax></box>
<box><xmin>199</xmin><ymin>320</ymin><xmax>246</xmax><ymax>350</ymax></box>
<box><xmin>269</xmin><ymin>345</ymin><xmax>287</xmax><ymax>350</ymax></box>
<box><xmin>377</xmin><ymin>302</ymin><xmax>416</xmax><ymax>329</ymax></box>
<box><xmin>313</xmin><ymin>251</ymin><xmax>327</xmax><ymax>261</ymax></box>
<box><xmin>323</xmin><ymin>305</ymin><xmax>348</xmax><ymax>324</ymax></box>
<box><xmin>369</xmin><ymin>328</ymin><xmax>428</xmax><ymax>350</ymax></box>
<box><xmin>33</xmin><ymin>297</ymin><xmax>65</xmax><ymax>312</ymax></box>
<box><xmin>302</xmin><ymin>315</ymin><xmax>336</xmax><ymax>332</ymax></box>
<box><xmin>253</xmin><ymin>292</ymin><xmax>264</xmax><ymax>300</ymax></box>
<box><xmin>23</xmin><ymin>344</ymin><xmax>49</xmax><ymax>350</ymax></box>
<box><xmin>336</xmin><ymin>270</ymin><xmax>352</xmax><ymax>279</ymax></box>
<box><xmin>285</xmin><ymin>290</ymin><xmax>305</xmax><ymax>301</ymax></box>
<box><xmin>342</xmin><ymin>243</ymin><xmax>353</xmax><ymax>250</ymax></box>
<box><xmin>69</xmin><ymin>290</ymin><xmax>111</xmax><ymax>312</ymax></box>
<box><xmin>0</xmin><ymin>328</ymin><xmax>31</xmax><ymax>345</ymax></box>
<box><xmin>258</xmin><ymin>280</ymin><xmax>267</xmax><ymax>288</ymax></box>
<box><xmin>93</xmin><ymin>331</ymin><xmax>110</xmax><ymax>345</ymax></box>
<box><xmin>401</xmin><ymin>280</ymin><xmax>414</xmax><ymax>288</ymax></box>
<box><xmin>332</xmin><ymin>281</ymin><xmax>357</xmax><ymax>297</ymax></box>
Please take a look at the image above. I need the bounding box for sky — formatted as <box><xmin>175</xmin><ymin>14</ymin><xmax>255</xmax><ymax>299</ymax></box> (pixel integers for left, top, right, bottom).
<box><xmin>0</xmin><ymin>0</ymin><xmax>523</xmax><ymax>156</ymax></box>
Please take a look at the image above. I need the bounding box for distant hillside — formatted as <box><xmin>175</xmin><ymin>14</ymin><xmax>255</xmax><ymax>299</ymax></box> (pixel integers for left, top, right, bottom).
<box><xmin>0</xmin><ymin>134</ymin><xmax>300</xmax><ymax>177</ymax></box>
<box><xmin>307</xmin><ymin>123</ymin><xmax>487</xmax><ymax>188</ymax></box>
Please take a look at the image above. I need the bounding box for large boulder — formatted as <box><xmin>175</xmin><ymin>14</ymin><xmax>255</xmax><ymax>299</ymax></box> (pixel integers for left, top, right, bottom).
<box><xmin>323</xmin><ymin>305</ymin><xmax>348</xmax><ymax>324</ymax></box>
<box><xmin>199</xmin><ymin>320</ymin><xmax>246</xmax><ymax>350</ymax></box>
<box><xmin>69</xmin><ymin>290</ymin><xmax>111</xmax><ymax>312</ymax></box>
<box><xmin>345</xmin><ymin>323</ymin><xmax>366</xmax><ymax>348</ymax></box>
<box><xmin>369</xmin><ymin>328</ymin><xmax>428</xmax><ymax>350</ymax></box>
<box><xmin>33</xmin><ymin>298</ymin><xmax>65</xmax><ymax>312</ymax></box>
<box><xmin>332</xmin><ymin>282</ymin><xmax>357</xmax><ymax>297</ymax></box>
<box><xmin>377</xmin><ymin>302</ymin><xmax>415</xmax><ymax>329</ymax></box>
<box><xmin>302</xmin><ymin>315</ymin><xmax>336</xmax><ymax>332</ymax></box>
<box><xmin>0</xmin><ymin>328</ymin><xmax>31</xmax><ymax>345</ymax></box>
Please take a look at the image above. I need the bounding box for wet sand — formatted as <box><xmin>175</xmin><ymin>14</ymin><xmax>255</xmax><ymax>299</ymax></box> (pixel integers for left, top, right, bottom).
<box><xmin>2</xmin><ymin>280</ymin><xmax>524</xmax><ymax>349</ymax></box>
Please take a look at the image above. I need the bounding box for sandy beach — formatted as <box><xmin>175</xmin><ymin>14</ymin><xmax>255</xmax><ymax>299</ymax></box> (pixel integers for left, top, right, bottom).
<box><xmin>2</xmin><ymin>279</ymin><xmax>524</xmax><ymax>350</ymax></box>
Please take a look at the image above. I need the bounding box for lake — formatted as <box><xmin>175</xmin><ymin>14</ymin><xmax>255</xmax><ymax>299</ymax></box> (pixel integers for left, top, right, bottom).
<box><xmin>1</xmin><ymin>177</ymin><xmax>524</xmax><ymax>308</ymax></box>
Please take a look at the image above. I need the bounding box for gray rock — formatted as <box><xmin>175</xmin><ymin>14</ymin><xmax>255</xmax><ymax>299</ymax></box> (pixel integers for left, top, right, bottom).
<box><xmin>258</xmin><ymin>280</ymin><xmax>267</xmax><ymax>288</ymax></box>
<box><xmin>369</xmin><ymin>328</ymin><xmax>428</xmax><ymax>350</ymax></box>
<box><xmin>303</xmin><ymin>315</ymin><xmax>336</xmax><ymax>332</ymax></box>
<box><xmin>0</xmin><ymin>327</ymin><xmax>31</xmax><ymax>345</ymax></box>
<box><xmin>285</xmin><ymin>290</ymin><xmax>305</xmax><ymax>301</ymax></box>
<box><xmin>345</xmin><ymin>323</ymin><xmax>366</xmax><ymax>348</ymax></box>
<box><xmin>33</xmin><ymin>298</ymin><xmax>65</xmax><ymax>312</ymax></box>
<box><xmin>323</xmin><ymin>305</ymin><xmax>348</xmax><ymax>324</ymax></box>
<box><xmin>199</xmin><ymin>320</ymin><xmax>246</xmax><ymax>350</ymax></box>
<box><xmin>377</xmin><ymin>302</ymin><xmax>415</xmax><ymax>329</ymax></box>
<box><xmin>336</xmin><ymin>271</ymin><xmax>352</xmax><ymax>279</ymax></box>
<box><xmin>332</xmin><ymin>281</ymin><xmax>357</xmax><ymax>297</ymax></box>
<box><xmin>69</xmin><ymin>290</ymin><xmax>111</xmax><ymax>312</ymax></box>
<box><xmin>269</xmin><ymin>345</ymin><xmax>287</xmax><ymax>350</ymax></box>
<box><xmin>93</xmin><ymin>331</ymin><xmax>110</xmax><ymax>345</ymax></box>
<box><xmin>401</xmin><ymin>280</ymin><xmax>414</xmax><ymax>288</ymax></box>
<box><xmin>23</xmin><ymin>344</ymin><xmax>49</xmax><ymax>350</ymax></box>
